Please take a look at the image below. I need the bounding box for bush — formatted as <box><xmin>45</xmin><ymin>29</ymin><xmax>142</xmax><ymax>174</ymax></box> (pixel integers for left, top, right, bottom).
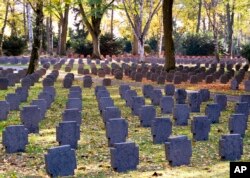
<box><xmin>182</xmin><ymin>34</ymin><xmax>215</xmax><ymax>56</ymax></box>
<box><xmin>146</xmin><ymin>37</ymin><xmax>158</xmax><ymax>52</ymax></box>
<box><xmin>3</xmin><ymin>36</ymin><xmax>27</xmax><ymax>56</ymax></box>
<box><xmin>100</xmin><ymin>33</ymin><xmax>124</xmax><ymax>55</ymax></box>
<box><xmin>241</xmin><ymin>43</ymin><xmax>250</xmax><ymax>62</ymax></box>
<box><xmin>144</xmin><ymin>44</ymin><xmax>152</xmax><ymax>54</ymax></box>
<box><xmin>123</xmin><ymin>38</ymin><xmax>132</xmax><ymax>53</ymax></box>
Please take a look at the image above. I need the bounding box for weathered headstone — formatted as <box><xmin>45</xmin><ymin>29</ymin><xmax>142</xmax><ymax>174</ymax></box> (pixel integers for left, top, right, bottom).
<box><xmin>199</xmin><ymin>89</ymin><xmax>210</xmax><ymax>102</ymax></box>
<box><xmin>235</xmin><ymin>102</ymin><xmax>249</xmax><ymax>117</ymax></box>
<box><xmin>205</xmin><ymin>103</ymin><xmax>221</xmax><ymax>123</ymax></box>
<box><xmin>106</xmin><ymin>118</ymin><xmax>128</xmax><ymax>147</ymax></box>
<box><xmin>165</xmin><ymin>135</ymin><xmax>192</xmax><ymax>166</ymax></box>
<box><xmin>191</xmin><ymin>116</ymin><xmax>211</xmax><ymax>141</ymax></box>
<box><xmin>66</xmin><ymin>98</ymin><xmax>82</xmax><ymax>111</ymax></box>
<box><xmin>175</xmin><ymin>89</ymin><xmax>187</xmax><ymax>104</ymax></box>
<box><xmin>38</xmin><ymin>92</ymin><xmax>53</xmax><ymax>109</ymax></box>
<box><xmin>68</xmin><ymin>91</ymin><xmax>82</xmax><ymax>99</ymax></box>
<box><xmin>165</xmin><ymin>84</ymin><xmax>175</xmax><ymax>96</ymax></box>
<box><xmin>15</xmin><ymin>87</ymin><xmax>29</xmax><ymax>102</ymax></box>
<box><xmin>98</xmin><ymin>97</ymin><xmax>114</xmax><ymax>113</ymax></box>
<box><xmin>188</xmin><ymin>92</ymin><xmax>201</xmax><ymax>112</ymax></box>
<box><xmin>119</xmin><ymin>85</ymin><xmax>130</xmax><ymax>99</ymax></box>
<box><xmin>103</xmin><ymin>107</ymin><xmax>121</xmax><ymax>123</ymax></box>
<box><xmin>45</xmin><ymin>145</ymin><xmax>77</xmax><ymax>177</ymax></box>
<box><xmin>0</xmin><ymin>101</ymin><xmax>10</xmax><ymax>121</ymax></box>
<box><xmin>142</xmin><ymin>85</ymin><xmax>154</xmax><ymax>98</ymax></box>
<box><xmin>2</xmin><ymin>125</ymin><xmax>29</xmax><ymax>153</ymax></box>
<box><xmin>125</xmin><ymin>90</ymin><xmax>137</xmax><ymax>107</ymax></box>
<box><xmin>110</xmin><ymin>142</ymin><xmax>139</xmax><ymax>172</ymax></box>
<box><xmin>0</xmin><ymin>77</ymin><xmax>9</xmax><ymax>90</ymax></box>
<box><xmin>56</xmin><ymin>121</ymin><xmax>80</xmax><ymax>149</ymax></box>
<box><xmin>219</xmin><ymin>134</ymin><xmax>243</xmax><ymax>161</ymax></box>
<box><xmin>151</xmin><ymin>118</ymin><xmax>172</xmax><ymax>144</ymax></box>
<box><xmin>173</xmin><ymin>104</ymin><xmax>190</xmax><ymax>126</ymax></box>
<box><xmin>214</xmin><ymin>94</ymin><xmax>227</xmax><ymax>111</ymax></box>
<box><xmin>160</xmin><ymin>96</ymin><xmax>174</xmax><ymax>114</ymax></box>
<box><xmin>229</xmin><ymin>114</ymin><xmax>247</xmax><ymax>137</ymax></box>
<box><xmin>151</xmin><ymin>89</ymin><xmax>163</xmax><ymax>105</ymax></box>
<box><xmin>131</xmin><ymin>96</ymin><xmax>145</xmax><ymax>116</ymax></box>
<box><xmin>31</xmin><ymin>99</ymin><xmax>47</xmax><ymax>119</ymax></box>
<box><xmin>63</xmin><ymin>109</ymin><xmax>82</xmax><ymax>125</ymax></box>
<box><xmin>139</xmin><ymin>105</ymin><xmax>156</xmax><ymax>127</ymax></box>
<box><xmin>6</xmin><ymin>93</ymin><xmax>21</xmax><ymax>111</ymax></box>
<box><xmin>43</xmin><ymin>78</ymin><xmax>54</xmax><ymax>87</ymax></box>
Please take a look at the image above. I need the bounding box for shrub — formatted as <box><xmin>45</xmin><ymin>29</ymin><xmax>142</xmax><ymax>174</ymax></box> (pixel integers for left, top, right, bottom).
<box><xmin>241</xmin><ymin>43</ymin><xmax>250</xmax><ymax>63</ymax></box>
<box><xmin>100</xmin><ymin>33</ymin><xmax>124</xmax><ymax>55</ymax></box>
<box><xmin>3</xmin><ymin>36</ymin><xmax>27</xmax><ymax>56</ymax></box>
<box><xmin>182</xmin><ymin>34</ymin><xmax>215</xmax><ymax>56</ymax></box>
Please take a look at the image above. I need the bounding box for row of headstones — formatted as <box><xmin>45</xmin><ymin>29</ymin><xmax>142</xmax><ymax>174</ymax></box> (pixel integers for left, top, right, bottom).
<box><xmin>118</xmin><ymin>84</ymin><xmax>248</xmax><ymax>162</ymax></box>
<box><xmin>94</xmin><ymin>85</ymin><xmax>139</xmax><ymax>172</ymax></box>
<box><xmin>0</xmin><ymin>56</ymin><xmax>30</xmax><ymax>65</ymax></box>
<box><xmin>0</xmin><ymin>68</ymin><xmax>49</xmax><ymax>121</ymax></box>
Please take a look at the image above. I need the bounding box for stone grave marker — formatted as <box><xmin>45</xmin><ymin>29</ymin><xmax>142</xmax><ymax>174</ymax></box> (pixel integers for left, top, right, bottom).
<box><xmin>229</xmin><ymin>114</ymin><xmax>247</xmax><ymax>137</ymax></box>
<box><xmin>175</xmin><ymin>89</ymin><xmax>187</xmax><ymax>104</ymax></box>
<box><xmin>205</xmin><ymin>103</ymin><xmax>221</xmax><ymax>123</ymax></box>
<box><xmin>66</xmin><ymin>98</ymin><xmax>82</xmax><ymax>111</ymax></box>
<box><xmin>0</xmin><ymin>101</ymin><xmax>10</xmax><ymax>121</ymax></box>
<box><xmin>131</xmin><ymin>96</ymin><xmax>145</xmax><ymax>116</ymax></box>
<box><xmin>191</xmin><ymin>116</ymin><xmax>211</xmax><ymax>141</ymax></box>
<box><xmin>103</xmin><ymin>107</ymin><xmax>121</xmax><ymax>123</ymax></box>
<box><xmin>160</xmin><ymin>96</ymin><xmax>174</xmax><ymax>114</ymax></box>
<box><xmin>151</xmin><ymin>118</ymin><xmax>172</xmax><ymax>144</ymax></box>
<box><xmin>31</xmin><ymin>99</ymin><xmax>47</xmax><ymax>119</ymax></box>
<box><xmin>235</xmin><ymin>102</ymin><xmax>249</xmax><ymax>117</ymax></box>
<box><xmin>6</xmin><ymin>93</ymin><xmax>21</xmax><ymax>111</ymax></box>
<box><xmin>63</xmin><ymin>109</ymin><xmax>82</xmax><ymax>125</ymax></box>
<box><xmin>214</xmin><ymin>94</ymin><xmax>227</xmax><ymax>111</ymax></box>
<box><xmin>139</xmin><ymin>105</ymin><xmax>156</xmax><ymax>127</ymax></box>
<box><xmin>0</xmin><ymin>77</ymin><xmax>9</xmax><ymax>90</ymax></box>
<box><xmin>188</xmin><ymin>92</ymin><xmax>201</xmax><ymax>112</ymax></box>
<box><xmin>165</xmin><ymin>84</ymin><xmax>175</xmax><ymax>96</ymax></box>
<box><xmin>151</xmin><ymin>89</ymin><xmax>163</xmax><ymax>105</ymax></box>
<box><xmin>142</xmin><ymin>85</ymin><xmax>154</xmax><ymax>98</ymax></box>
<box><xmin>173</xmin><ymin>104</ymin><xmax>190</xmax><ymax>126</ymax></box>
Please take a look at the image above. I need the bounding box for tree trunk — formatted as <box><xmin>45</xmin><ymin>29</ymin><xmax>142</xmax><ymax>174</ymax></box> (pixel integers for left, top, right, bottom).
<box><xmin>138</xmin><ymin>38</ymin><xmax>144</xmax><ymax>61</ymax></box>
<box><xmin>163</xmin><ymin>0</ymin><xmax>175</xmax><ymax>71</ymax></box>
<box><xmin>27</xmin><ymin>1</ymin><xmax>44</xmax><ymax>74</ymax></box>
<box><xmin>0</xmin><ymin>1</ymin><xmax>10</xmax><ymax>56</ymax></box>
<box><xmin>60</xmin><ymin>4</ymin><xmax>69</xmax><ymax>56</ymax></box>
<box><xmin>92</xmin><ymin>34</ymin><xmax>101</xmax><ymax>59</ymax></box>
<box><xmin>23</xmin><ymin>0</ymin><xmax>28</xmax><ymax>41</ymax></box>
<box><xmin>196</xmin><ymin>0</ymin><xmax>202</xmax><ymax>33</ymax></box>
<box><xmin>158</xmin><ymin>15</ymin><xmax>163</xmax><ymax>57</ymax></box>
<box><xmin>111</xmin><ymin>4</ymin><xmax>114</xmax><ymax>39</ymax></box>
<box><xmin>27</xmin><ymin>3</ymin><xmax>33</xmax><ymax>51</ymax></box>
<box><xmin>226</xmin><ymin>1</ymin><xmax>235</xmax><ymax>57</ymax></box>
<box><xmin>132</xmin><ymin>34</ymin><xmax>139</xmax><ymax>55</ymax></box>
<box><xmin>57</xmin><ymin>20</ymin><xmax>62</xmax><ymax>55</ymax></box>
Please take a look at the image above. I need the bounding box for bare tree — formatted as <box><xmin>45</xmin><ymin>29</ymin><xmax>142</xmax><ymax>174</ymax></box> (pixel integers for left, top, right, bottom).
<box><xmin>0</xmin><ymin>0</ymin><xmax>10</xmax><ymax>56</ymax></box>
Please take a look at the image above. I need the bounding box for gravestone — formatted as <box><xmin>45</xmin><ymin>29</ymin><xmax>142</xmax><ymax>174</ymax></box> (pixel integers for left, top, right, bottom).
<box><xmin>43</xmin><ymin>86</ymin><xmax>56</xmax><ymax>101</ymax></box>
<box><xmin>98</xmin><ymin>97</ymin><xmax>114</xmax><ymax>113</ymax></box>
<box><xmin>45</xmin><ymin>145</ymin><xmax>77</xmax><ymax>177</ymax></box>
<box><xmin>119</xmin><ymin>85</ymin><xmax>130</xmax><ymax>99</ymax></box>
<box><xmin>21</xmin><ymin>105</ymin><xmax>42</xmax><ymax>133</ymax></box>
<box><xmin>229</xmin><ymin>114</ymin><xmax>247</xmax><ymax>137</ymax></box>
<box><xmin>173</xmin><ymin>104</ymin><xmax>190</xmax><ymax>126</ymax></box>
<box><xmin>160</xmin><ymin>96</ymin><xmax>174</xmax><ymax>114</ymax></box>
<box><xmin>0</xmin><ymin>101</ymin><xmax>10</xmax><ymax>121</ymax></box>
<box><xmin>191</xmin><ymin>116</ymin><xmax>211</xmax><ymax>141</ymax></box>
<box><xmin>142</xmin><ymin>85</ymin><xmax>154</xmax><ymax>98</ymax></box>
<box><xmin>205</xmin><ymin>104</ymin><xmax>221</xmax><ymax>123</ymax></box>
<box><xmin>188</xmin><ymin>92</ymin><xmax>201</xmax><ymax>112</ymax></box>
<box><xmin>165</xmin><ymin>84</ymin><xmax>175</xmax><ymax>96</ymax></box>
<box><xmin>151</xmin><ymin>118</ymin><xmax>172</xmax><ymax>144</ymax></box>
<box><xmin>175</xmin><ymin>89</ymin><xmax>187</xmax><ymax>104</ymax></box>
<box><xmin>56</xmin><ymin>121</ymin><xmax>80</xmax><ymax>149</ymax></box>
<box><xmin>231</xmin><ymin>79</ymin><xmax>239</xmax><ymax>90</ymax></box>
<box><xmin>165</xmin><ymin>135</ymin><xmax>192</xmax><ymax>166</ymax></box>
<box><xmin>95</xmin><ymin>86</ymin><xmax>107</xmax><ymax>96</ymax></box>
<box><xmin>103</xmin><ymin>78</ymin><xmax>112</xmax><ymax>86</ymax></box>
<box><xmin>244</xmin><ymin>80</ymin><xmax>250</xmax><ymax>91</ymax></box>
<box><xmin>31</xmin><ymin>99</ymin><xmax>47</xmax><ymax>119</ymax></box>
<box><xmin>139</xmin><ymin>105</ymin><xmax>156</xmax><ymax>127</ymax></box>
<box><xmin>2</xmin><ymin>125</ymin><xmax>29</xmax><ymax>153</ymax></box>
<box><xmin>68</xmin><ymin>91</ymin><xmax>82</xmax><ymax>99</ymax></box>
<box><xmin>110</xmin><ymin>142</ymin><xmax>139</xmax><ymax>172</ymax></box>
<box><xmin>239</xmin><ymin>95</ymin><xmax>250</xmax><ymax>109</ymax></box>
<box><xmin>205</xmin><ymin>75</ymin><xmax>214</xmax><ymax>84</ymax></box>
<box><xmin>125</xmin><ymin>90</ymin><xmax>137</xmax><ymax>107</ymax></box>
<box><xmin>83</xmin><ymin>76</ymin><xmax>93</xmax><ymax>88</ymax></box>
<box><xmin>103</xmin><ymin>107</ymin><xmax>121</xmax><ymax>123</ymax></box>
<box><xmin>235</xmin><ymin>102</ymin><xmax>249</xmax><ymax>117</ymax></box>
<box><xmin>43</xmin><ymin>78</ymin><xmax>54</xmax><ymax>87</ymax></box>
<box><xmin>131</xmin><ymin>96</ymin><xmax>145</xmax><ymax>116</ymax></box>
<box><xmin>151</xmin><ymin>89</ymin><xmax>163</xmax><ymax>105</ymax></box>
<box><xmin>63</xmin><ymin>109</ymin><xmax>82</xmax><ymax>125</ymax></box>
<box><xmin>66</xmin><ymin>98</ymin><xmax>82</xmax><ymax>111</ymax></box>
<box><xmin>214</xmin><ymin>94</ymin><xmax>227</xmax><ymax>111</ymax></box>
<box><xmin>199</xmin><ymin>89</ymin><xmax>210</xmax><ymax>102</ymax></box>
<box><xmin>219</xmin><ymin>134</ymin><xmax>243</xmax><ymax>161</ymax></box>
<box><xmin>106</xmin><ymin>118</ymin><xmax>128</xmax><ymax>147</ymax></box>
<box><xmin>96</xmin><ymin>90</ymin><xmax>110</xmax><ymax>101</ymax></box>
<box><xmin>21</xmin><ymin>77</ymin><xmax>31</xmax><ymax>89</ymax></box>
<box><xmin>38</xmin><ymin>92</ymin><xmax>53</xmax><ymax>109</ymax></box>
<box><xmin>0</xmin><ymin>77</ymin><xmax>9</xmax><ymax>90</ymax></box>
<box><xmin>70</xmin><ymin>86</ymin><xmax>82</xmax><ymax>93</ymax></box>
<box><xmin>6</xmin><ymin>93</ymin><xmax>21</xmax><ymax>111</ymax></box>
<box><xmin>15</xmin><ymin>87</ymin><xmax>28</xmax><ymax>102</ymax></box>
<box><xmin>63</xmin><ymin>78</ymin><xmax>73</xmax><ymax>89</ymax></box>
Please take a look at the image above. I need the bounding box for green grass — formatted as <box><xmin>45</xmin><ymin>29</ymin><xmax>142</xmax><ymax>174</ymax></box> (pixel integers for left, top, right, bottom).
<box><xmin>0</xmin><ymin>74</ymin><xmax>249</xmax><ymax>177</ymax></box>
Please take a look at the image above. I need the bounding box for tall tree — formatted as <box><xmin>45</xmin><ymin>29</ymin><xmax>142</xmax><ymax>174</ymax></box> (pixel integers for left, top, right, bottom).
<box><xmin>196</xmin><ymin>0</ymin><xmax>202</xmax><ymax>33</ymax></box>
<box><xmin>27</xmin><ymin>1</ymin><xmax>44</xmax><ymax>74</ymax></box>
<box><xmin>78</xmin><ymin>0</ymin><xmax>115</xmax><ymax>59</ymax></box>
<box><xmin>0</xmin><ymin>0</ymin><xmax>10</xmax><ymax>56</ymax></box>
<box><xmin>163</xmin><ymin>0</ymin><xmax>175</xmax><ymax>71</ymax></box>
<box><xmin>122</xmin><ymin>0</ymin><xmax>162</xmax><ymax>61</ymax></box>
<box><xmin>226</xmin><ymin>0</ymin><xmax>235</xmax><ymax>57</ymax></box>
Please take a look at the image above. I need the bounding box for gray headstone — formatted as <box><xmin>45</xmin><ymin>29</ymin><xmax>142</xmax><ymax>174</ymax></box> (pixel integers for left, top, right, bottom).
<box><xmin>43</xmin><ymin>78</ymin><xmax>54</xmax><ymax>87</ymax></box>
<box><xmin>15</xmin><ymin>87</ymin><xmax>28</xmax><ymax>102</ymax></box>
<box><xmin>83</xmin><ymin>76</ymin><xmax>93</xmax><ymax>88</ymax></box>
<box><xmin>2</xmin><ymin>125</ymin><xmax>29</xmax><ymax>153</ymax></box>
<box><xmin>70</xmin><ymin>86</ymin><xmax>82</xmax><ymax>93</ymax></box>
<box><xmin>106</xmin><ymin>118</ymin><xmax>128</xmax><ymax>147</ymax></box>
<box><xmin>66</xmin><ymin>98</ymin><xmax>82</xmax><ymax>111</ymax></box>
<box><xmin>110</xmin><ymin>142</ymin><xmax>139</xmax><ymax>172</ymax></box>
<box><xmin>68</xmin><ymin>91</ymin><xmax>82</xmax><ymax>99</ymax></box>
<box><xmin>191</xmin><ymin>116</ymin><xmax>211</xmax><ymax>141</ymax></box>
<box><xmin>214</xmin><ymin>94</ymin><xmax>227</xmax><ymax>111</ymax></box>
<box><xmin>229</xmin><ymin>114</ymin><xmax>247</xmax><ymax>137</ymax></box>
<box><xmin>175</xmin><ymin>89</ymin><xmax>187</xmax><ymax>104</ymax></box>
<box><xmin>231</xmin><ymin>79</ymin><xmax>239</xmax><ymax>90</ymax></box>
<box><xmin>96</xmin><ymin>90</ymin><xmax>110</xmax><ymax>101</ymax></box>
<box><xmin>63</xmin><ymin>78</ymin><xmax>73</xmax><ymax>89</ymax></box>
<box><xmin>45</xmin><ymin>145</ymin><xmax>77</xmax><ymax>177</ymax></box>
<box><xmin>56</xmin><ymin>121</ymin><xmax>80</xmax><ymax>149</ymax></box>
<box><xmin>165</xmin><ymin>135</ymin><xmax>192</xmax><ymax>166</ymax></box>
<box><xmin>219</xmin><ymin>134</ymin><xmax>243</xmax><ymax>161</ymax></box>
<box><xmin>235</xmin><ymin>102</ymin><xmax>249</xmax><ymax>117</ymax></box>
<box><xmin>98</xmin><ymin>97</ymin><xmax>114</xmax><ymax>113</ymax></box>
<box><xmin>131</xmin><ymin>96</ymin><xmax>145</xmax><ymax>116</ymax></box>
<box><xmin>119</xmin><ymin>85</ymin><xmax>130</xmax><ymax>99</ymax></box>
<box><xmin>142</xmin><ymin>85</ymin><xmax>154</xmax><ymax>98</ymax></box>
<box><xmin>160</xmin><ymin>96</ymin><xmax>174</xmax><ymax>114</ymax></box>
<box><xmin>125</xmin><ymin>90</ymin><xmax>137</xmax><ymax>107</ymax></box>
<box><xmin>63</xmin><ymin>109</ymin><xmax>82</xmax><ymax>125</ymax></box>
<box><xmin>43</xmin><ymin>86</ymin><xmax>56</xmax><ymax>101</ymax></box>
<box><xmin>244</xmin><ymin>80</ymin><xmax>250</xmax><ymax>91</ymax></box>
<box><xmin>205</xmin><ymin>103</ymin><xmax>221</xmax><ymax>123</ymax></box>
<box><xmin>188</xmin><ymin>92</ymin><xmax>201</xmax><ymax>112</ymax></box>
<box><xmin>151</xmin><ymin>118</ymin><xmax>172</xmax><ymax>144</ymax></box>
<box><xmin>38</xmin><ymin>92</ymin><xmax>53</xmax><ymax>109</ymax></box>
<box><xmin>239</xmin><ymin>95</ymin><xmax>250</xmax><ymax>110</ymax></box>
<box><xmin>199</xmin><ymin>89</ymin><xmax>210</xmax><ymax>102</ymax></box>
<box><xmin>21</xmin><ymin>105</ymin><xmax>42</xmax><ymax>133</ymax></box>
<box><xmin>103</xmin><ymin>78</ymin><xmax>112</xmax><ymax>86</ymax></box>
<box><xmin>21</xmin><ymin>77</ymin><xmax>31</xmax><ymax>89</ymax></box>
<box><xmin>0</xmin><ymin>100</ymin><xmax>10</xmax><ymax>121</ymax></box>
<box><xmin>151</xmin><ymin>89</ymin><xmax>163</xmax><ymax>105</ymax></box>
<box><xmin>31</xmin><ymin>99</ymin><xmax>47</xmax><ymax>119</ymax></box>
<box><xmin>173</xmin><ymin>104</ymin><xmax>190</xmax><ymax>126</ymax></box>
<box><xmin>6</xmin><ymin>93</ymin><xmax>21</xmax><ymax>111</ymax></box>
<box><xmin>0</xmin><ymin>77</ymin><xmax>9</xmax><ymax>90</ymax></box>
<box><xmin>165</xmin><ymin>84</ymin><xmax>175</xmax><ymax>96</ymax></box>
<box><xmin>139</xmin><ymin>105</ymin><xmax>156</xmax><ymax>127</ymax></box>
<box><xmin>102</xmin><ymin>107</ymin><xmax>121</xmax><ymax>123</ymax></box>
<box><xmin>95</xmin><ymin>86</ymin><xmax>107</xmax><ymax>96</ymax></box>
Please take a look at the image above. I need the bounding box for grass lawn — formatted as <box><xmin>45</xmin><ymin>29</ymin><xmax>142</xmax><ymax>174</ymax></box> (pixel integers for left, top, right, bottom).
<box><xmin>0</xmin><ymin>73</ymin><xmax>249</xmax><ymax>177</ymax></box>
